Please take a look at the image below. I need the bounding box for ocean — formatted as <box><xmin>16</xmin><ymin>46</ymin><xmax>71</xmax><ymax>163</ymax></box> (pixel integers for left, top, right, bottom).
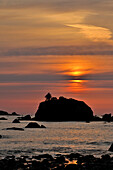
<box><xmin>0</xmin><ymin>116</ymin><xmax>113</xmax><ymax>158</ymax></box>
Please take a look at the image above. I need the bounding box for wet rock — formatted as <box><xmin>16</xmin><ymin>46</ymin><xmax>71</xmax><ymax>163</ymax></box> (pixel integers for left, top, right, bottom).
<box><xmin>109</xmin><ymin>143</ymin><xmax>113</xmax><ymax>152</ymax></box>
<box><xmin>12</xmin><ymin>119</ymin><xmax>20</xmax><ymax>123</ymax></box>
<box><xmin>101</xmin><ymin>154</ymin><xmax>111</xmax><ymax>161</ymax></box>
<box><xmin>32</xmin><ymin>160</ymin><xmax>42</xmax><ymax>168</ymax></box>
<box><xmin>67</xmin><ymin>153</ymin><xmax>81</xmax><ymax>159</ymax></box>
<box><xmin>0</xmin><ymin>153</ymin><xmax>113</xmax><ymax>170</ymax></box>
<box><xmin>3</xmin><ymin>127</ymin><xmax>24</xmax><ymax>131</ymax></box>
<box><xmin>25</xmin><ymin>122</ymin><xmax>46</xmax><ymax>128</ymax></box>
<box><xmin>65</xmin><ymin>164</ymin><xmax>78</xmax><ymax>170</ymax></box>
<box><xmin>55</xmin><ymin>156</ymin><xmax>66</xmax><ymax>163</ymax></box>
<box><xmin>34</xmin><ymin>154</ymin><xmax>53</xmax><ymax>160</ymax></box>
<box><xmin>83</xmin><ymin>155</ymin><xmax>95</xmax><ymax>162</ymax></box>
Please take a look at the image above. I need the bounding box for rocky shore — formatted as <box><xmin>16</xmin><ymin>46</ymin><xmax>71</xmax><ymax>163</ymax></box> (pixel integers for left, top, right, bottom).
<box><xmin>0</xmin><ymin>153</ymin><xmax>113</xmax><ymax>170</ymax></box>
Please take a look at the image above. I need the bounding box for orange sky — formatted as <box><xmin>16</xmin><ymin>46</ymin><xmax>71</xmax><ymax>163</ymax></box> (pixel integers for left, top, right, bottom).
<box><xmin>0</xmin><ymin>0</ymin><xmax>113</xmax><ymax>115</ymax></box>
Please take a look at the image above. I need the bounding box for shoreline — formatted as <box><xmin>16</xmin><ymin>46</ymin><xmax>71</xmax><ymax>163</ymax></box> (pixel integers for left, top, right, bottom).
<box><xmin>0</xmin><ymin>153</ymin><xmax>113</xmax><ymax>170</ymax></box>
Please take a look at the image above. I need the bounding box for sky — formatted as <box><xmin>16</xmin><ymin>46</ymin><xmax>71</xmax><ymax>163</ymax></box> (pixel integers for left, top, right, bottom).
<box><xmin>0</xmin><ymin>0</ymin><xmax>113</xmax><ymax>115</ymax></box>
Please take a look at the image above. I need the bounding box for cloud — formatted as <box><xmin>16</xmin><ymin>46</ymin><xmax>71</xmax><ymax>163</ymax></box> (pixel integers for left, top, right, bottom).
<box><xmin>0</xmin><ymin>73</ymin><xmax>65</xmax><ymax>83</ymax></box>
<box><xmin>66</xmin><ymin>72</ymin><xmax>113</xmax><ymax>81</ymax></box>
<box><xmin>1</xmin><ymin>44</ymin><xmax>113</xmax><ymax>56</ymax></box>
<box><xmin>83</xmin><ymin>80</ymin><xmax>113</xmax><ymax>89</ymax></box>
<box><xmin>0</xmin><ymin>71</ymin><xmax>113</xmax><ymax>84</ymax></box>
<box><xmin>66</xmin><ymin>24</ymin><xmax>112</xmax><ymax>42</ymax></box>
<box><xmin>1</xmin><ymin>0</ymin><xmax>113</xmax><ymax>14</ymax></box>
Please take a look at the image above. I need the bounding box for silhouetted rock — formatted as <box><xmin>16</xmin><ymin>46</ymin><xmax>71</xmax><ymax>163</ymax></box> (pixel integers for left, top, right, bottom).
<box><xmin>102</xmin><ymin>113</ymin><xmax>112</xmax><ymax>122</ymax></box>
<box><xmin>32</xmin><ymin>154</ymin><xmax>53</xmax><ymax>160</ymax></box>
<box><xmin>66</xmin><ymin>153</ymin><xmax>81</xmax><ymax>160</ymax></box>
<box><xmin>0</xmin><ymin>117</ymin><xmax>7</xmax><ymax>120</ymax></box>
<box><xmin>18</xmin><ymin>115</ymin><xmax>31</xmax><ymax>121</ymax></box>
<box><xmin>109</xmin><ymin>143</ymin><xmax>113</xmax><ymax>152</ymax></box>
<box><xmin>0</xmin><ymin>110</ymin><xmax>20</xmax><ymax>116</ymax></box>
<box><xmin>25</xmin><ymin>122</ymin><xmax>46</xmax><ymax>128</ymax></box>
<box><xmin>40</xmin><ymin>125</ymin><xmax>46</xmax><ymax>128</ymax></box>
<box><xmin>0</xmin><ymin>153</ymin><xmax>113</xmax><ymax>170</ymax></box>
<box><xmin>65</xmin><ymin>164</ymin><xmax>78</xmax><ymax>170</ymax></box>
<box><xmin>101</xmin><ymin>154</ymin><xmax>111</xmax><ymax>161</ymax></box>
<box><xmin>3</xmin><ymin>127</ymin><xmax>24</xmax><ymax>131</ymax></box>
<box><xmin>35</xmin><ymin>95</ymin><xmax>93</xmax><ymax>121</ymax></box>
<box><xmin>0</xmin><ymin>110</ymin><xmax>9</xmax><ymax>115</ymax></box>
<box><xmin>93</xmin><ymin>115</ymin><xmax>102</xmax><ymax>121</ymax></box>
<box><xmin>11</xmin><ymin>112</ymin><xmax>19</xmax><ymax>116</ymax></box>
<box><xmin>12</xmin><ymin>119</ymin><xmax>20</xmax><ymax>123</ymax></box>
<box><xmin>86</xmin><ymin>120</ymin><xmax>90</xmax><ymax>123</ymax></box>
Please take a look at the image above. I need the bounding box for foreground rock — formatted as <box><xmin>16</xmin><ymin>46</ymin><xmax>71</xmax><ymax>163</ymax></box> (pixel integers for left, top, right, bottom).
<box><xmin>0</xmin><ymin>153</ymin><xmax>113</xmax><ymax>170</ymax></box>
<box><xmin>25</xmin><ymin>122</ymin><xmax>46</xmax><ymax>128</ymax></box>
<box><xmin>3</xmin><ymin>127</ymin><xmax>24</xmax><ymax>131</ymax></box>
<box><xmin>35</xmin><ymin>94</ymin><xmax>93</xmax><ymax>121</ymax></box>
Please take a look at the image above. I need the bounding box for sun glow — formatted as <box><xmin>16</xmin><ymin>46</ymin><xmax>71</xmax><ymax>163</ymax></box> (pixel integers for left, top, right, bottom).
<box><xmin>71</xmin><ymin>80</ymin><xmax>83</xmax><ymax>83</ymax></box>
<box><xmin>71</xmin><ymin>71</ymin><xmax>83</xmax><ymax>76</ymax></box>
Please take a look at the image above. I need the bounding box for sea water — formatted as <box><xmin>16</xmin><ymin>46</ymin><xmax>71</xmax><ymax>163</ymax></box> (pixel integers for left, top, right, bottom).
<box><xmin>0</xmin><ymin>116</ymin><xmax>113</xmax><ymax>158</ymax></box>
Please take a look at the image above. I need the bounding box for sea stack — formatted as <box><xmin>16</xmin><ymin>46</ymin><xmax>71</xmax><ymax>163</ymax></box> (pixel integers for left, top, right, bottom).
<box><xmin>35</xmin><ymin>94</ymin><xmax>93</xmax><ymax>121</ymax></box>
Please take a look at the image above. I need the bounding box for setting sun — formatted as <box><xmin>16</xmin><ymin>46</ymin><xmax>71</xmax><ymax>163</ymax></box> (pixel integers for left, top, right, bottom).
<box><xmin>71</xmin><ymin>80</ymin><xmax>83</xmax><ymax>83</ymax></box>
<box><xmin>71</xmin><ymin>71</ymin><xmax>83</xmax><ymax>76</ymax></box>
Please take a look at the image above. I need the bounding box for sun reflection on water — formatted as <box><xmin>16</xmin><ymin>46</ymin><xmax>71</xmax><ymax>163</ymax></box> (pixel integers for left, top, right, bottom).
<box><xmin>68</xmin><ymin>160</ymin><xmax>78</xmax><ymax>165</ymax></box>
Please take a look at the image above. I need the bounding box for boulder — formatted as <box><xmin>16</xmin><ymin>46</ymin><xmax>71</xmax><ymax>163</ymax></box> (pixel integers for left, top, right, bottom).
<box><xmin>0</xmin><ymin>110</ymin><xmax>9</xmax><ymax>115</ymax></box>
<box><xmin>3</xmin><ymin>127</ymin><xmax>24</xmax><ymax>131</ymax></box>
<box><xmin>11</xmin><ymin>112</ymin><xmax>19</xmax><ymax>116</ymax></box>
<box><xmin>40</xmin><ymin>125</ymin><xmax>46</xmax><ymax>128</ymax></box>
<box><xmin>18</xmin><ymin>115</ymin><xmax>31</xmax><ymax>121</ymax></box>
<box><xmin>25</xmin><ymin>122</ymin><xmax>46</xmax><ymax>128</ymax></box>
<box><xmin>0</xmin><ymin>117</ymin><xmax>7</xmax><ymax>120</ymax></box>
<box><xmin>102</xmin><ymin>113</ymin><xmax>111</xmax><ymax>122</ymax></box>
<box><xmin>35</xmin><ymin>95</ymin><xmax>93</xmax><ymax>121</ymax></box>
<box><xmin>32</xmin><ymin>154</ymin><xmax>53</xmax><ymax>160</ymax></box>
<box><xmin>109</xmin><ymin>143</ymin><xmax>113</xmax><ymax>152</ymax></box>
<box><xmin>12</xmin><ymin>119</ymin><xmax>20</xmax><ymax>123</ymax></box>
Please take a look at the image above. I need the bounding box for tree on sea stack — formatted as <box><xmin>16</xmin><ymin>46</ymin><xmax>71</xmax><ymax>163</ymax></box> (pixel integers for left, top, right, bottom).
<box><xmin>35</xmin><ymin>94</ymin><xmax>93</xmax><ymax>121</ymax></box>
<box><xmin>45</xmin><ymin>93</ymin><xmax>52</xmax><ymax>101</ymax></box>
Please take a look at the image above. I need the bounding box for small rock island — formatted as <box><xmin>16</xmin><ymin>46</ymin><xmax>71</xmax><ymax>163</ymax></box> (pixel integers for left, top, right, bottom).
<box><xmin>35</xmin><ymin>93</ymin><xmax>93</xmax><ymax>121</ymax></box>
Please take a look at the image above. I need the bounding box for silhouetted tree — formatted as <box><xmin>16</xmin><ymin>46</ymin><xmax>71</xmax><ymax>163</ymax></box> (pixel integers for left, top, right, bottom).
<box><xmin>45</xmin><ymin>93</ymin><xmax>52</xmax><ymax>101</ymax></box>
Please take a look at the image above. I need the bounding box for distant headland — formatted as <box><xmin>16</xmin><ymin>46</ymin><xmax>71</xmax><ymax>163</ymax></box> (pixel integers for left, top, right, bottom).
<box><xmin>0</xmin><ymin>93</ymin><xmax>112</xmax><ymax>122</ymax></box>
<box><xmin>0</xmin><ymin>110</ymin><xmax>19</xmax><ymax>116</ymax></box>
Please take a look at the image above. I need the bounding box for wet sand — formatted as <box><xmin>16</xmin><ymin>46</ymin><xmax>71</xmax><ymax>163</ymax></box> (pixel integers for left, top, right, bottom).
<box><xmin>0</xmin><ymin>153</ymin><xmax>113</xmax><ymax>170</ymax></box>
